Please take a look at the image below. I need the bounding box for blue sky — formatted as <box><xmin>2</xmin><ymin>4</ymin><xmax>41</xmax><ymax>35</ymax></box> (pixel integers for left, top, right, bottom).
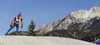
<box><xmin>0</xmin><ymin>0</ymin><xmax>100</xmax><ymax>35</ymax></box>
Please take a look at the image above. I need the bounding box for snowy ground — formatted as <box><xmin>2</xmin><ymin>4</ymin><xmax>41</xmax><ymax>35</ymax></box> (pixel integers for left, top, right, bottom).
<box><xmin>0</xmin><ymin>36</ymin><xmax>96</xmax><ymax>45</ymax></box>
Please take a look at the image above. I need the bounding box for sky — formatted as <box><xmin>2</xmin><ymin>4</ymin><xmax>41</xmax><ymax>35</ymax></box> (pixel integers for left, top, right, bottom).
<box><xmin>0</xmin><ymin>0</ymin><xmax>100</xmax><ymax>35</ymax></box>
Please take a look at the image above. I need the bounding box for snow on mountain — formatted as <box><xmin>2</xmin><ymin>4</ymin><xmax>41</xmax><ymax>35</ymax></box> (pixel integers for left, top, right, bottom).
<box><xmin>36</xmin><ymin>7</ymin><xmax>100</xmax><ymax>35</ymax></box>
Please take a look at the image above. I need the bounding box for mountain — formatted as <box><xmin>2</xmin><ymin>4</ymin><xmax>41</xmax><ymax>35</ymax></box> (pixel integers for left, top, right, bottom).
<box><xmin>45</xmin><ymin>18</ymin><xmax>100</xmax><ymax>42</ymax></box>
<box><xmin>36</xmin><ymin>7</ymin><xmax>100</xmax><ymax>35</ymax></box>
<box><xmin>44</xmin><ymin>30</ymin><xmax>90</xmax><ymax>39</ymax></box>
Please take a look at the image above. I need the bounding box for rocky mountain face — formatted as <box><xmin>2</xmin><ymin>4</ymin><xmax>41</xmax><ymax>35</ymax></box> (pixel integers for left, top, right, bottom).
<box><xmin>36</xmin><ymin>19</ymin><xmax>62</xmax><ymax>35</ymax></box>
<box><xmin>36</xmin><ymin>7</ymin><xmax>100</xmax><ymax>35</ymax></box>
<box><xmin>45</xmin><ymin>21</ymin><xmax>100</xmax><ymax>42</ymax></box>
<box><xmin>44</xmin><ymin>30</ymin><xmax>90</xmax><ymax>39</ymax></box>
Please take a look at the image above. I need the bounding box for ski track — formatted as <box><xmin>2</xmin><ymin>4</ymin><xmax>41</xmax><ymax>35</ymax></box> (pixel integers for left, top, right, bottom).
<box><xmin>0</xmin><ymin>36</ymin><xmax>97</xmax><ymax>45</ymax></box>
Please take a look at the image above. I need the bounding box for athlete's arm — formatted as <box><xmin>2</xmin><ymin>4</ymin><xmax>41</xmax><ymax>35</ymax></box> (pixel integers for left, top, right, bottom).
<box><xmin>11</xmin><ymin>18</ymin><xmax>15</xmax><ymax>24</ymax></box>
<box><xmin>21</xmin><ymin>19</ymin><xmax>23</xmax><ymax>26</ymax></box>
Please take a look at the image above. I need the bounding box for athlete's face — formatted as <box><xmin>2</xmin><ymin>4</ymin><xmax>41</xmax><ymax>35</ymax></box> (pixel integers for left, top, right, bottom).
<box><xmin>18</xmin><ymin>15</ymin><xmax>21</xmax><ymax>18</ymax></box>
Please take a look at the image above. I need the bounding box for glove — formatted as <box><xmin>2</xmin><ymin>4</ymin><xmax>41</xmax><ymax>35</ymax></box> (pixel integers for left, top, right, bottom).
<box><xmin>10</xmin><ymin>24</ymin><xmax>14</xmax><ymax>27</ymax></box>
<box><xmin>21</xmin><ymin>25</ymin><xmax>23</xmax><ymax>28</ymax></box>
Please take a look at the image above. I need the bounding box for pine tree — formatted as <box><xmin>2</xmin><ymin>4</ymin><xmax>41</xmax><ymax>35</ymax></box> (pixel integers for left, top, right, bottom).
<box><xmin>28</xmin><ymin>20</ymin><xmax>36</xmax><ymax>36</ymax></box>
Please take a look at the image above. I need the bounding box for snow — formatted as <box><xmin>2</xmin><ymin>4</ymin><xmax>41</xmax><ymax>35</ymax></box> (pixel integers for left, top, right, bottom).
<box><xmin>69</xmin><ymin>7</ymin><xmax>100</xmax><ymax>23</ymax></box>
<box><xmin>0</xmin><ymin>36</ymin><xmax>96</xmax><ymax>45</ymax></box>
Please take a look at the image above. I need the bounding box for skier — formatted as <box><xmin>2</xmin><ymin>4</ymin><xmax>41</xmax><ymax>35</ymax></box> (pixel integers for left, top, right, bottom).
<box><xmin>5</xmin><ymin>13</ymin><xmax>23</xmax><ymax>35</ymax></box>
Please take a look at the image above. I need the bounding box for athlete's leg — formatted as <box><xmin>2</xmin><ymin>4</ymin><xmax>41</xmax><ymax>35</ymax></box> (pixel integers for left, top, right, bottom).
<box><xmin>16</xmin><ymin>24</ymin><xmax>19</xmax><ymax>34</ymax></box>
<box><xmin>6</xmin><ymin>25</ymin><xmax>15</xmax><ymax>34</ymax></box>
